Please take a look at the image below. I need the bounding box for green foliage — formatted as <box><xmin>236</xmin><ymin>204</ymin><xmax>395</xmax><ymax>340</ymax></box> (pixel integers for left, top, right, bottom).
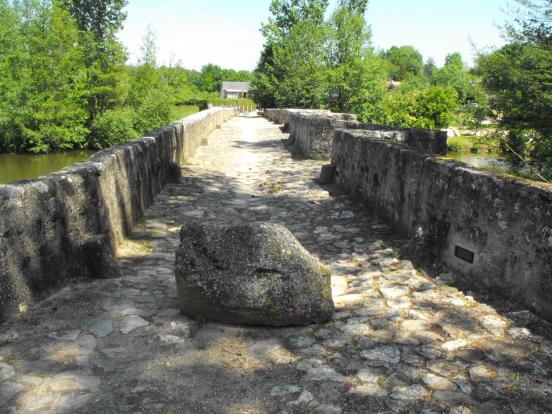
<box><xmin>382</xmin><ymin>45</ymin><xmax>424</xmax><ymax>81</ymax></box>
<box><xmin>61</xmin><ymin>0</ymin><xmax>129</xmax><ymax>123</ymax></box>
<box><xmin>90</xmin><ymin>107</ymin><xmax>136</xmax><ymax>149</ymax></box>
<box><xmin>272</xmin><ymin>19</ymin><xmax>327</xmax><ymax>108</ymax></box>
<box><xmin>0</xmin><ymin>1</ymin><xmax>90</xmax><ymax>153</ymax></box>
<box><xmin>372</xmin><ymin>83</ymin><xmax>457</xmax><ymax>129</ymax></box>
<box><xmin>325</xmin><ymin>0</ymin><xmax>386</xmax><ymax>115</ymax></box>
<box><xmin>414</xmin><ymin>86</ymin><xmax>458</xmax><ymax>129</ymax></box>
<box><xmin>252</xmin><ymin>0</ymin><xmax>330</xmax><ymax>107</ymax></box>
<box><xmin>477</xmin><ymin>0</ymin><xmax>552</xmax><ymax>165</ymax></box>
<box><xmin>133</xmin><ymin>93</ymin><xmax>173</xmax><ymax>134</ymax></box>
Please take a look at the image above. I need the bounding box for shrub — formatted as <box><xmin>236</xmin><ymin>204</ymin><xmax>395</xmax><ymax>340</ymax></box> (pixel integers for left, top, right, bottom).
<box><xmin>133</xmin><ymin>94</ymin><xmax>173</xmax><ymax>134</ymax></box>
<box><xmin>90</xmin><ymin>108</ymin><xmax>137</xmax><ymax>149</ymax></box>
<box><xmin>413</xmin><ymin>86</ymin><xmax>458</xmax><ymax>129</ymax></box>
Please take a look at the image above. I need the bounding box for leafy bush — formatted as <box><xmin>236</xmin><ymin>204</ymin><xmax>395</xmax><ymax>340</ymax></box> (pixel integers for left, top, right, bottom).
<box><xmin>133</xmin><ymin>94</ymin><xmax>173</xmax><ymax>134</ymax></box>
<box><xmin>414</xmin><ymin>86</ymin><xmax>458</xmax><ymax>129</ymax></box>
<box><xmin>90</xmin><ymin>108</ymin><xmax>137</xmax><ymax>149</ymax></box>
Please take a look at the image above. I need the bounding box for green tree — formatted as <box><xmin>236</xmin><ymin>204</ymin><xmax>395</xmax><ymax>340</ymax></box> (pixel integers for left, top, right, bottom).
<box><xmin>0</xmin><ymin>1</ymin><xmax>89</xmax><ymax>152</ymax></box>
<box><xmin>478</xmin><ymin>43</ymin><xmax>552</xmax><ymax>158</ymax></box>
<box><xmin>478</xmin><ymin>0</ymin><xmax>551</xmax><ymax>165</ymax></box>
<box><xmin>59</xmin><ymin>0</ymin><xmax>129</xmax><ymax>124</ymax></box>
<box><xmin>433</xmin><ymin>53</ymin><xmax>487</xmax><ymax>125</ymax></box>
<box><xmin>252</xmin><ymin>0</ymin><xmax>329</xmax><ymax>107</ymax></box>
<box><xmin>382</xmin><ymin>45</ymin><xmax>424</xmax><ymax>81</ymax></box>
<box><xmin>272</xmin><ymin>19</ymin><xmax>327</xmax><ymax>107</ymax></box>
<box><xmin>381</xmin><ymin>84</ymin><xmax>457</xmax><ymax>129</ymax></box>
<box><xmin>325</xmin><ymin>0</ymin><xmax>386</xmax><ymax>115</ymax></box>
<box><xmin>424</xmin><ymin>57</ymin><xmax>437</xmax><ymax>78</ymax></box>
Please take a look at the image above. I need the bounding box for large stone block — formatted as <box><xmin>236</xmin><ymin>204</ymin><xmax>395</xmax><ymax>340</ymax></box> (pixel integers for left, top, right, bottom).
<box><xmin>175</xmin><ymin>222</ymin><xmax>334</xmax><ymax>326</ymax></box>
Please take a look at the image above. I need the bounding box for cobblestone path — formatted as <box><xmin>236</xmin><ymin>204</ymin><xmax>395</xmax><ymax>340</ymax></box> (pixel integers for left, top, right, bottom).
<box><xmin>1</xmin><ymin>116</ymin><xmax>552</xmax><ymax>414</ymax></box>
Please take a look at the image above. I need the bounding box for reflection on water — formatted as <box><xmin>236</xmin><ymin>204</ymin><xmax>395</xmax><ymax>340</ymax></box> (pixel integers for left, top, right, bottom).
<box><xmin>446</xmin><ymin>152</ymin><xmax>515</xmax><ymax>171</ymax></box>
<box><xmin>0</xmin><ymin>150</ymin><xmax>95</xmax><ymax>185</ymax></box>
<box><xmin>446</xmin><ymin>151</ymin><xmax>546</xmax><ymax>182</ymax></box>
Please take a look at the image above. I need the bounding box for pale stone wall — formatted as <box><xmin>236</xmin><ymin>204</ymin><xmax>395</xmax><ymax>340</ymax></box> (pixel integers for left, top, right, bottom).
<box><xmin>0</xmin><ymin>108</ymin><xmax>236</xmax><ymax>320</ymax></box>
<box><xmin>329</xmin><ymin>128</ymin><xmax>552</xmax><ymax>319</ymax></box>
<box><xmin>264</xmin><ymin>109</ymin><xmax>447</xmax><ymax>159</ymax></box>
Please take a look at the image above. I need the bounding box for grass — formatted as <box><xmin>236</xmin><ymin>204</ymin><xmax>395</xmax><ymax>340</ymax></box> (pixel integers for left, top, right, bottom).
<box><xmin>171</xmin><ymin>105</ymin><xmax>200</xmax><ymax>121</ymax></box>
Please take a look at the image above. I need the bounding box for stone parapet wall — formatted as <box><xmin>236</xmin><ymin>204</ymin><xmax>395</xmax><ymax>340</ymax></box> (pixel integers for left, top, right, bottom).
<box><xmin>330</xmin><ymin>128</ymin><xmax>552</xmax><ymax>319</ymax></box>
<box><xmin>287</xmin><ymin>111</ymin><xmax>447</xmax><ymax>160</ymax></box>
<box><xmin>264</xmin><ymin>108</ymin><xmax>331</xmax><ymax>129</ymax></box>
<box><xmin>0</xmin><ymin>108</ymin><xmax>236</xmax><ymax>320</ymax></box>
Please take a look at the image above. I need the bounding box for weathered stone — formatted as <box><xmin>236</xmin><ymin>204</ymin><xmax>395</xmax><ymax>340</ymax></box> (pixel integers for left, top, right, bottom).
<box><xmin>81</xmin><ymin>235</ymin><xmax>121</xmax><ymax>279</ymax></box>
<box><xmin>361</xmin><ymin>346</ymin><xmax>401</xmax><ymax>365</ymax></box>
<box><xmin>442</xmin><ymin>339</ymin><xmax>469</xmax><ymax>352</ymax></box>
<box><xmin>175</xmin><ymin>222</ymin><xmax>334</xmax><ymax>326</ymax></box>
<box><xmin>288</xmin><ymin>390</ymin><xmax>314</xmax><ymax>406</ymax></box>
<box><xmin>469</xmin><ymin>365</ymin><xmax>496</xmax><ymax>382</ymax></box>
<box><xmin>120</xmin><ymin>315</ymin><xmax>149</xmax><ymax>334</ymax></box>
<box><xmin>380</xmin><ymin>285</ymin><xmax>409</xmax><ymax>299</ymax></box>
<box><xmin>478</xmin><ymin>315</ymin><xmax>507</xmax><ymax>337</ymax></box>
<box><xmin>390</xmin><ymin>384</ymin><xmax>428</xmax><ymax>400</ymax></box>
<box><xmin>319</xmin><ymin>164</ymin><xmax>336</xmax><ymax>185</ymax></box>
<box><xmin>88</xmin><ymin>320</ymin><xmax>113</xmax><ymax>338</ymax></box>
<box><xmin>305</xmin><ymin>366</ymin><xmax>346</xmax><ymax>382</ymax></box>
<box><xmin>0</xmin><ymin>382</ymin><xmax>23</xmax><ymax>405</ymax></box>
<box><xmin>349</xmin><ymin>383</ymin><xmax>387</xmax><ymax>398</ymax></box>
<box><xmin>422</xmin><ymin>372</ymin><xmax>458</xmax><ymax>391</ymax></box>
<box><xmin>271</xmin><ymin>384</ymin><xmax>302</xmax><ymax>396</ymax></box>
<box><xmin>0</xmin><ymin>362</ymin><xmax>15</xmax><ymax>381</ymax></box>
<box><xmin>49</xmin><ymin>371</ymin><xmax>100</xmax><ymax>392</ymax></box>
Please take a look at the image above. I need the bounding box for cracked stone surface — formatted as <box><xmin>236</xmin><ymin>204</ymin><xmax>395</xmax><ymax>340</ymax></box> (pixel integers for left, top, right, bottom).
<box><xmin>0</xmin><ymin>116</ymin><xmax>552</xmax><ymax>413</ymax></box>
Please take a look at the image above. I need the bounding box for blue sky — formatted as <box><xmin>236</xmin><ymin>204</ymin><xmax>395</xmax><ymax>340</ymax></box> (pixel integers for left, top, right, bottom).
<box><xmin>118</xmin><ymin>0</ymin><xmax>510</xmax><ymax>70</ymax></box>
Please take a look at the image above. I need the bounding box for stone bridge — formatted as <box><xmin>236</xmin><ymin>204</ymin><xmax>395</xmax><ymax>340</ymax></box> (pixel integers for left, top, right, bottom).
<box><xmin>0</xmin><ymin>113</ymin><xmax>551</xmax><ymax>413</ymax></box>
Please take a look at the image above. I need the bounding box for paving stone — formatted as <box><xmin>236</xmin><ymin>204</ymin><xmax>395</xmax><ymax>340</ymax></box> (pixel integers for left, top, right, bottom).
<box><xmin>422</xmin><ymin>372</ymin><xmax>458</xmax><ymax>391</ymax></box>
<box><xmin>442</xmin><ymin>339</ymin><xmax>469</xmax><ymax>352</ymax></box>
<box><xmin>390</xmin><ymin>384</ymin><xmax>428</xmax><ymax>400</ymax></box>
<box><xmin>380</xmin><ymin>285</ymin><xmax>410</xmax><ymax>299</ymax></box>
<box><xmin>271</xmin><ymin>384</ymin><xmax>302</xmax><ymax>396</ymax></box>
<box><xmin>120</xmin><ymin>315</ymin><xmax>149</xmax><ymax>334</ymax></box>
<box><xmin>305</xmin><ymin>366</ymin><xmax>346</xmax><ymax>382</ymax></box>
<box><xmin>469</xmin><ymin>365</ymin><xmax>496</xmax><ymax>382</ymax></box>
<box><xmin>479</xmin><ymin>315</ymin><xmax>508</xmax><ymax>337</ymax></box>
<box><xmin>361</xmin><ymin>346</ymin><xmax>401</xmax><ymax>365</ymax></box>
<box><xmin>0</xmin><ymin>382</ymin><xmax>23</xmax><ymax>405</ymax></box>
<box><xmin>1</xmin><ymin>116</ymin><xmax>552</xmax><ymax>413</ymax></box>
<box><xmin>0</xmin><ymin>362</ymin><xmax>15</xmax><ymax>382</ymax></box>
<box><xmin>288</xmin><ymin>390</ymin><xmax>314</xmax><ymax>406</ymax></box>
<box><xmin>88</xmin><ymin>320</ymin><xmax>114</xmax><ymax>338</ymax></box>
<box><xmin>49</xmin><ymin>371</ymin><xmax>100</xmax><ymax>392</ymax></box>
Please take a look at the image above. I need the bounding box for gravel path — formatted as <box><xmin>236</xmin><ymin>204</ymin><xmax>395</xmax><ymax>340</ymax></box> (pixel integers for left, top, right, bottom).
<box><xmin>1</xmin><ymin>115</ymin><xmax>551</xmax><ymax>414</ymax></box>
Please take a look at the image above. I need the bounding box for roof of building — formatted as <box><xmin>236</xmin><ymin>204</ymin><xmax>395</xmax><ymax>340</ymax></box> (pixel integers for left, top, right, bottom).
<box><xmin>221</xmin><ymin>81</ymin><xmax>250</xmax><ymax>92</ymax></box>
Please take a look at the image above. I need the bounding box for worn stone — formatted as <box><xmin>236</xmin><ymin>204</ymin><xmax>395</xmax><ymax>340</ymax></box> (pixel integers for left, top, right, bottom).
<box><xmin>469</xmin><ymin>365</ymin><xmax>496</xmax><ymax>382</ymax></box>
<box><xmin>88</xmin><ymin>320</ymin><xmax>113</xmax><ymax>338</ymax></box>
<box><xmin>175</xmin><ymin>222</ymin><xmax>334</xmax><ymax>326</ymax></box>
<box><xmin>390</xmin><ymin>384</ymin><xmax>428</xmax><ymax>400</ymax></box>
<box><xmin>422</xmin><ymin>372</ymin><xmax>458</xmax><ymax>391</ymax></box>
<box><xmin>120</xmin><ymin>315</ymin><xmax>149</xmax><ymax>334</ymax></box>
<box><xmin>380</xmin><ymin>285</ymin><xmax>410</xmax><ymax>299</ymax></box>
<box><xmin>361</xmin><ymin>346</ymin><xmax>401</xmax><ymax>365</ymax></box>
<box><xmin>0</xmin><ymin>116</ymin><xmax>551</xmax><ymax>413</ymax></box>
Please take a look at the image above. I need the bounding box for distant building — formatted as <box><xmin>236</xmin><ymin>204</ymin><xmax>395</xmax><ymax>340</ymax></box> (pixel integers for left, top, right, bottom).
<box><xmin>220</xmin><ymin>81</ymin><xmax>250</xmax><ymax>99</ymax></box>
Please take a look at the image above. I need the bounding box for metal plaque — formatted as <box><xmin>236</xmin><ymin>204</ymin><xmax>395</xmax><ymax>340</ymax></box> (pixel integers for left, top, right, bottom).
<box><xmin>455</xmin><ymin>245</ymin><xmax>475</xmax><ymax>264</ymax></box>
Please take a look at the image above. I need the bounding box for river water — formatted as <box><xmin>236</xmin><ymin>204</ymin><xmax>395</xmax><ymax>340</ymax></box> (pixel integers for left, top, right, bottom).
<box><xmin>0</xmin><ymin>150</ymin><xmax>95</xmax><ymax>185</ymax></box>
<box><xmin>446</xmin><ymin>151</ymin><xmax>548</xmax><ymax>182</ymax></box>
